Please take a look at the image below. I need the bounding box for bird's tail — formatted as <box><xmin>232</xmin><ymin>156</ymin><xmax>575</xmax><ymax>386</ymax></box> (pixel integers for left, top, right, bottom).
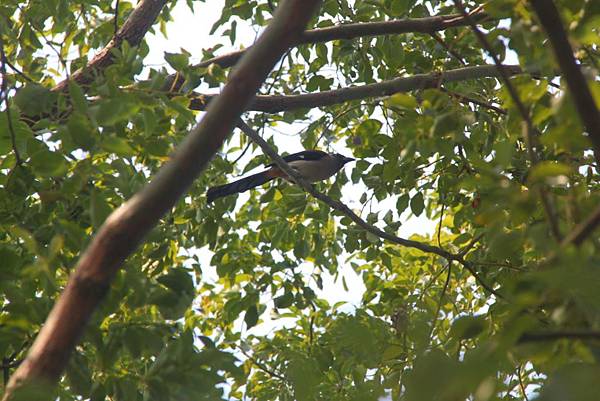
<box><xmin>207</xmin><ymin>171</ymin><xmax>276</xmax><ymax>203</ymax></box>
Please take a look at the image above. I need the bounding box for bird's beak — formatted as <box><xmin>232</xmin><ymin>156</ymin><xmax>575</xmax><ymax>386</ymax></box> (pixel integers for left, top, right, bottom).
<box><xmin>342</xmin><ymin>156</ymin><xmax>355</xmax><ymax>164</ymax></box>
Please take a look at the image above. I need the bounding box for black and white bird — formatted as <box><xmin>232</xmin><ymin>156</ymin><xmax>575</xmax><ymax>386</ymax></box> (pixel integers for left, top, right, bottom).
<box><xmin>206</xmin><ymin>150</ymin><xmax>355</xmax><ymax>203</ymax></box>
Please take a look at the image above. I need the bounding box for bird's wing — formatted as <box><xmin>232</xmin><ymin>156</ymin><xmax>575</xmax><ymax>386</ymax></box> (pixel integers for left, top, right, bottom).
<box><xmin>266</xmin><ymin>150</ymin><xmax>327</xmax><ymax>167</ymax></box>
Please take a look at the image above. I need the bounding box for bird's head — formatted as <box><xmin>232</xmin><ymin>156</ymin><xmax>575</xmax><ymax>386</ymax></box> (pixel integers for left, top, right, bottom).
<box><xmin>333</xmin><ymin>153</ymin><xmax>355</xmax><ymax>166</ymax></box>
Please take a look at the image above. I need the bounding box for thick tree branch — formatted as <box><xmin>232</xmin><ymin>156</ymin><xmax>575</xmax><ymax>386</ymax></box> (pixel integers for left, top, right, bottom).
<box><xmin>164</xmin><ymin>9</ymin><xmax>489</xmax><ymax>92</ymax></box>
<box><xmin>529</xmin><ymin>0</ymin><xmax>600</xmax><ymax>159</ymax></box>
<box><xmin>52</xmin><ymin>0</ymin><xmax>169</xmax><ymax>92</ymax></box>
<box><xmin>189</xmin><ymin>64</ymin><xmax>523</xmax><ymax>112</ymax></box>
<box><xmin>1</xmin><ymin>0</ymin><xmax>321</xmax><ymax>398</ymax></box>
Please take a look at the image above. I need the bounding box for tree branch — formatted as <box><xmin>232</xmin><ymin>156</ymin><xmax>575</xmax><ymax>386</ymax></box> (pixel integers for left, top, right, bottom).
<box><xmin>560</xmin><ymin>203</ymin><xmax>600</xmax><ymax>247</ymax></box>
<box><xmin>1</xmin><ymin>0</ymin><xmax>321</xmax><ymax>398</ymax></box>
<box><xmin>439</xmin><ymin>87</ymin><xmax>506</xmax><ymax>115</ymax></box>
<box><xmin>455</xmin><ymin>1</ymin><xmax>532</xmax><ymax>125</ymax></box>
<box><xmin>529</xmin><ymin>0</ymin><xmax>600</xmax><ymax>159</ymax></box>
<box><xmin>519</xmin><ymin>330</ymin><xmax>600</xmax><ymax>343</ymax></box>
<box><xmin>52</xmin><ymin>0</ymin><xmax>169</xmax><ymax>92</ymax></box>
<box><xmin>189</xmin><ymin>64</ymin><xmax>523</xmax><ymax>112</ymax></box>
<box><xmin>237</xmin><ymin>119</ymin><xmax>504</xmax><ymax>298</ymax></box>
<box><xmin>0</xmin><ymin>37</ymin><xmax>21</xmax><ymax>165</ymax></box>
<box><xmin>163</xmin><ymin>9</ymin><xmax>489</xmax><ymax>92</ymax></box>
<box><xmin>456</xmin><ymin>1</ymin><xmax>563</xmax><ymax>243</ymax></box>
<box><xmin>238</xmin><ymin>119</ymin><xmax>458</xmax><ymax>261</ymax></box>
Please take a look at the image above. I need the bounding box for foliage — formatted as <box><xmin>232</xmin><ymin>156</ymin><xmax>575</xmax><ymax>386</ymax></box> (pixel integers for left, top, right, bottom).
<box><xmin>1</xmin><ymin>0</ymin><xmax>600</xmax><ymax>400</ymax></box>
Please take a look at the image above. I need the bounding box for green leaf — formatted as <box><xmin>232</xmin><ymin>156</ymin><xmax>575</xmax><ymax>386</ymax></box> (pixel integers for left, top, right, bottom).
<box><xmin>90</xmin><ymin>190</ymin><xmax>112</xmax><ymax>228</ymax></box>
<box><xmin>386</xmin><ymin>92</ymin><xmax>418</xmax><ymax>109</ymax></box>
<box><xmin>450</xmin><ymin>315</ymin><xmax>486</xmax><ymax>340</ymax></box>
<box><xmin>528</xmin><ymin>161</ymin><xmax>572</xmax><ymax>184</ymax></box>
<box><xmin>164</xmin><ymin>52</ymin><xmax>190</xmax><ymax>71</ymax></box>
<box><xmin>274</xmin><ymin>291</ymin><xmax>294</xmax><ymax>309</ymax></box>
<box><xmin>397</xmin><ymin>193</ymin><xmax>410</xmax><ymax>213</ymax></box>
<box><xmin>14</xmin><ymin>84</ymin><xmax>57</xmax><ymax>116</ymax></box>
<box><xmin>410</xmin><ymin>192</ymin><xmax>424</xmax><ymax>216</ymax></box>
<box><xmin>287</xmin><ymin>356</ymin><xmax>321</xmax><ymax>401</ymax></box>
<box><xmin>68</xmin><ymin>81</ymin><xmax>88</xmax><ymax>114</ymax></box>
<box><xmin>30</xmin><ymin>149</ymin><xmax>68</xmax><ymax>177</ymax></box>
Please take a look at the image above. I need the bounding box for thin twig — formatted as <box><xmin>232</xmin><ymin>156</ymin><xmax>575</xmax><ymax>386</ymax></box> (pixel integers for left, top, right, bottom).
<box><xmin>517</xmin><ymin>365</ymin><xmax>530</xmax><ymax>401</ymax></box>
<box><xmin>457</xmin><ymin>0</ymin><xmax>562</xmax><ymax>242</ymax></box>
<box><xmin>462</xmin><ymin>261</ymin><xmax>503</xmax><ymax>298</ymax></box>
<box><xmin>237</xmin><ymin>119</ymin><xmax>503</xmax><ymax>300</ymax></box>
<box><xmin>430</xmin><ymin>32</ymin><xmax>466</xmax><ymax>66</ymax></box>
<box><xmin>239</xmin><ymin>347</ymin><xmax>286</xmax><ymax>381</ymax></box>
<box><xmin>523</xmin><ymin>122</ymin><xmax>562</xmax><ymax>242</ymax></box>
<box><xmin>458</xmin><ymin>233</ymin><xmax>484</xmax><ymax>257</ymax></box>
<box><xmin>231</xmin><ymin>142</ymin><xmax>253</xmax><ymax>165</ymax></box>
<box><xmin>418</xmin><ymin>263</ymin><xmax>453</xmax><ymax>302</ymax></box>
<box><xmin>427</xmin><ymin>262</ymin><xmax>452</xmax><ymax>341</ymax></box>
<box><xmin>3</xmin><ymin>59</ymin><xmax>33</xmax><ymax>82</ymax></box>
<box><xmin>0</xmin><ymin>38</ymin><xmax>22</xmax><ymax>165</ymax></box>
<box><xmin>114</xmin><ymin>0</ymin><xmax>120</xmax><ymax>36</ymax></box>
<box><xmin>439</xmin><ymin>86</ymin><xmax>507</xmax><ymax>115</ymax></box>
<box><xmin>455</xmin><ymin>1</ymin><xmax>531</xmax><ymax>127</ymax></box>
<box><xmin>437</xmin><ymin>202</ymin><xmax>445</xmax><ymax>248</ymax></box>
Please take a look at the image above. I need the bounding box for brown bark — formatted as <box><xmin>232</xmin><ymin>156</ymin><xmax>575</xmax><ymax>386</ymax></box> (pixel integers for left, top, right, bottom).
<box><xmin>189</xmin><ymin>64</ymin><xmax>522</xmax><ymax>112</ymax></box>
<box><xmin>53</xmin><ymin>0</ymin><xmax>170</xmax><ymax>92</ymax></box>
<box><xmin>1</xmin><ymin>0</ymin><xmax>322</xmax><ymax>398</ymax></box>
<box><xmin>164</xmin><ymin>9</ymin><xmax>489</xmax><ymax>92</ymax></box>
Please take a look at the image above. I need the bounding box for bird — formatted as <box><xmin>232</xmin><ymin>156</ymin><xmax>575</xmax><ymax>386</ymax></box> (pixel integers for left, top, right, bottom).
<box><xmin>206</xmin><ymin>150</ymin><xmax>355</xmax><ymax>203</ymax></box>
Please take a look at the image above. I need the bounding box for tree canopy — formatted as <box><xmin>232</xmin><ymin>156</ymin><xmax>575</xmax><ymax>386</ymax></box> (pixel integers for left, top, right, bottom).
<box><xmin>1</xmin><ymin>0</ymin><xmax>600</xmax><ymax>400</ymax></box>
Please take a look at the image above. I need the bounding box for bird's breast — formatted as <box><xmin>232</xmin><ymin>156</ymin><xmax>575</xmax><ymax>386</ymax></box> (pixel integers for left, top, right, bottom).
<box><xmin>287</xmin><ymin>159</ymin><xmax>338</xmax><ymax>182</ymax></box>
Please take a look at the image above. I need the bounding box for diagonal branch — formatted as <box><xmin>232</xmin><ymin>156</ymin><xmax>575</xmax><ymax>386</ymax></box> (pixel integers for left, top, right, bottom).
<box><xmin>189</xmin><ymin>64</ymin><xmax>523</xmax><ymax>112</ymax></box>
<box><xmin>439</xmin><ymin>87</ymin><xmax>506</xmax><ymax>115</ymax></box>
<box><xmin>1</xmin><ymin>0</ymin><xmax>321</xmax><ymax>398</ymax></box>
<box><xmin>163</xmin><ymin>9</ymin><xmax>489</xmax><ymax>92</ymax></box>
<box><xmin>237</xmin><ymin>120</ymin><xmax>453</xmax><ymax>260</ymax></box>
<box><xmin>0</xmin><ymin>38</ymin><xmax>21</xmax><ymax>165</ymax></box>
<box><xmin>456</xmin><ymin>0</ymin><xmax>563</xmax><ymax>242</ymax></box>
<box><xmin>529</xmin><ymin>0</ymin><xmax>600</xmax><ymax>162</ymax></box>
<box><xmin>237</xmin><ymin>119</ymin><xmax>504</xmax><ymax>298</ymax></box>
<box><xmin>52</xmin><ymin>0</ymin><xmax>169</xmax><ymax>92</ymax></box>
<box><xmin>560</xmin><ymin>203</ymin><xmax>600</xmax><ymax>247</ymax></box>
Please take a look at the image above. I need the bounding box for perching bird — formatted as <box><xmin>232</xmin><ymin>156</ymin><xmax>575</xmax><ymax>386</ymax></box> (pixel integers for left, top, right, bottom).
<box><xmin>207</xmin><ymin>150</ymin><xmax>355</xmax><ymax>203</ymax></box>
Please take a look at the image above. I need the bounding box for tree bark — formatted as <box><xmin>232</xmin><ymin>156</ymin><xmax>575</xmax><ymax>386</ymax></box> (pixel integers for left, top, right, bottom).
<box><xmin>1</xmin><ymin>0</ymin><xmax>322</xmax><ymax>399</ymax></box>
<box><xmin>163</xmin><ymin>9</ymin><xmax>489</xmax><ymax>92</ymax></box>
<box><xmin>53</xmin><ymin>0</ymin><xmax>170</xmax><ymax>92</ymax></box>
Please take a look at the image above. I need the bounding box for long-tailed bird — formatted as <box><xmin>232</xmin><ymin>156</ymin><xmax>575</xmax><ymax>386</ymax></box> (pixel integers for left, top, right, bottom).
<box><xmin>206</xmin><ymin>150</ymin><xmax>355</xmax><ymax>203</ymax></box>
